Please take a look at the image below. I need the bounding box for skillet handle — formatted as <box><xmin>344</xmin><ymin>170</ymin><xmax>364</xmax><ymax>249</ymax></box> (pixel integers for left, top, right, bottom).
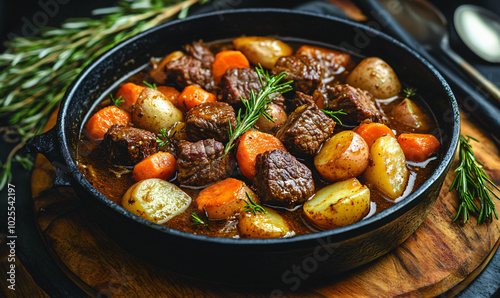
<box><xmin>22</xmin><ymin>127</ymin><xmax>72</xmax><ymax>187</ymax></box>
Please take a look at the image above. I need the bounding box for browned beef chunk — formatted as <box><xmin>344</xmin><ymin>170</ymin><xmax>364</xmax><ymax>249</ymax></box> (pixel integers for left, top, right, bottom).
<box><xmin>296</xmin><ymin>46</ymin><xmax>355</xmax><ymax>74</ymax></box>
<box><xmin>275</xmin><ymin>104</ymin><xmax>336</xmax><ymax>156</ymax></box>
<box><xmin>166</xmin><ymin>41</ymin><xmax>215</xmax><ymax>92</ymax></box>
<box><xmin>272</xmin><ymin>55</ymin><xmax>324</xmax><ymax>94</ymax></box>
<box><xmin>184</xmin><ymin>40</ymin><xmax>214</xmax><ymax>68</ymax></box>
<box><xmin>185</xmin><ymin>101</ymin><xmax>237</xmax><ymax>143</ymax></box>
<box><xmin>219</xmin><ymin>68</ymin><xmax>259</xmax><ymax>105</ymax></box>
<box><xmin>103</xmin><ymin>125</ymin><xmax>157</xmax><ymax>166</ymax></box>
<box><xmin>176</xmin><ymin>139</ymin><xmax>235</xmax><ymax>186</ymax></box>
<box><xmin>166</xmin><ymin>56</ymin><xmax>214</xmax><ymax>92</ymax></box>
<box><xmin>253</xmin><ymin>150</ymin><xmax>314</xmax><ymax>208</ymax></box>
<box><xmin>219</xmin><ymin>68</ymin><xmax>285</xmax><ymax>108</ymax></box>
<box><xmin>312</xmin><ymin>81</ymin><xmax>345</xmax><ymax>110</ymax></box>
<box><xmin>287</xmin><ymin>91</ymin><xmax>316</xmax><ymax>112</ymax></box>
<box><xmin>319</xmin><ymin>84</ymin><xmax>388</xmax><ymax>124</ymax></box>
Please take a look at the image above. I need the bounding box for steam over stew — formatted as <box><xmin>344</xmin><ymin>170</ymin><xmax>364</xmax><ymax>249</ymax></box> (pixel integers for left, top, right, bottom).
<box><xmin>78</xmin><ymin>37</ymin><xmax>441</xmax><ymax>238</ymax></box>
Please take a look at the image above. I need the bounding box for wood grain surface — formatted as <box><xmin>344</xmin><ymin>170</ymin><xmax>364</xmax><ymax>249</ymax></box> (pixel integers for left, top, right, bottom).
<box><xmin>1</xmin><ymin>1</ymin><xmax>499</xmax><ymax>297</ymax></box>
<box><xmin>20</xmin><ymin>107</ymin><xmax>500</xmax><ymax>297</ymax></box>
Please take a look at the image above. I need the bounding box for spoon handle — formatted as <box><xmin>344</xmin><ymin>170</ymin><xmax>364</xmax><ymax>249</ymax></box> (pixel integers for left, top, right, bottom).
<box><xmin>441</xmin><ymin>39</ymin><xmax>500</xmax><ymax>105</ymax></box>
<box><xmin>356</xmin><ymin>0</ymin><xmax>500</xmax><ymax>133</ymax></box>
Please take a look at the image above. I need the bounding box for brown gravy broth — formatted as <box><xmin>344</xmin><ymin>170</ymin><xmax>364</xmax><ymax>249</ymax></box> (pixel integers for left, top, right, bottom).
<box><xmin>77</xmin><ymin>39</ymin><xmax>441</xmax><ymax>238</ymax></box>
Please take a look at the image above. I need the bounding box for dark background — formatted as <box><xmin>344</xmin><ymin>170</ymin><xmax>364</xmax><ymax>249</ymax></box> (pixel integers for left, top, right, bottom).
<box><xmin>2</xmin><ymin>0</ymin><xmax>500</xmax><ymax>84</ymax></box>
<box><xmin>1</xmin><ymin>0</ymin><xmax>500</xmax><ymax>296</ymax></box>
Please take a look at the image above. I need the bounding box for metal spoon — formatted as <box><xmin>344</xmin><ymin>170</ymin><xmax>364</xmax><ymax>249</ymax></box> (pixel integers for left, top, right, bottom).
<box><xmin>379</xmin><ymin>0</ymin><xmax>500</xmax><ymax>104</ymax></box>
<box><xmin>454</xmin><ymin>5</ymin><xmax>500</xmax><ymax>63</ymax></box>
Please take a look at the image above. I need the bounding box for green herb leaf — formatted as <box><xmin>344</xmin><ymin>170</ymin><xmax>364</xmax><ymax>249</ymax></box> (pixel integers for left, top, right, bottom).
<box><xmin>191</xmin><ymin>207</ymin><xmax>209</xmax><ymax>227</ymax></box>
<box><xmin>402</xmin><ymin>87</ymin><xmax>417</xmax><ymax>98</ymax></box>
<box><xmin>450</xmin><ymin>135</ymin><xmax>500</xmax><ymax>224</ymax></box>
<box><xmin>156</xmin><ymin>128</ymin><xmax>176</xmax><ymax>147</ymax></box>
<box><xmin>110</xmin><ymin>94</ymin><xmax>124</xmax><ymax>108</ymax></box>
<box><xmin>243</xmin><ymin>192</ymin><xmax>267</xmax><ymax>215</ymax></box>
<box><xmin>191</xmin><ymin>212</ymin><xmax>206</xmax><ymax>226</ymax></box>
<box><xmin>320</xmin><ymin>109</ymin><xmax>346</xmax><ymax>125</ymax></box>
<box><xmin>0</xmin><ymin>159</ymin><xmax>12</xmax><ymax>191</ymax></box>
<box><xmin>143</xmin><ymin>81</ymin><xmax>157</xmax><ymax>89</ymax></box>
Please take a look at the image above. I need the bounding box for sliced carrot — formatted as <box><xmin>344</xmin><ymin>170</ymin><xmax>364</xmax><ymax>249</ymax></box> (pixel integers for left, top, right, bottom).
<box><xmin>177</xmin><ymin>85</ymin><xmax>216</xmax><ymax>112</ymax></box>
<box><xmin>85</xmin><ymin>106</ymin><xmax>131</xmax><ymax>140</ymax></box>
<box><xmin>115</xmin><ymin>82</ymin><xmax>146</xmax><ymax>112</ymax></box>
<box><xmin>353</xmin><ymin>122</ymin><xmax>395</xmax><ymax>147</ymax></box>
<box><xmin>196</xmin><ymin>178</ymin><xmax>258</xmax><ymax>220</ymax></box>
<box><xmin>157</xmin><ymin>86</ymin><xmax>180</xmax><ymax>106</ymax></box>
<box><xmin>132</xmin><ymin>152</ymin><xmax>176</xmax><ymax>182</ymax></box>
<box><xmin>236</xmin><ymin>130</ymin><xmax>286</xmax><ymax>180</ymax></box>
<box><xmin>212</xmin><ymin>50</ymin><xmax>250</xmax><ymax>83</ymax></box>
<box><xmin>397</xmin><ymin>133</ymin><xmax>440</xmax><ymax>162</ymax></box>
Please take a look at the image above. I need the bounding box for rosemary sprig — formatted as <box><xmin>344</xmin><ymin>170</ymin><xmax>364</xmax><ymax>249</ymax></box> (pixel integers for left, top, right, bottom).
<box><xmin>320</xmin><ymin>109</ymin><xmax>346</xmax><ymax>125</ymax></box>
<box><xmin>156</xmin><ymin>128</ymin><xmax>175</xmax><ymax>147</ymax></box>
<box><xmin>0</xmin><ymin>0</ymin><xmax>209</xmax><ymax>190</ymax></box>
<box><xmin>243</xmin><ymin>193</ymin><xmax>267</xmax><ymax>215</ymax></box>
<box><xmin>402</xmin><ymin>87</ymin><xmax>417</xmax><ymax>98</ymax></box>
<box><xmin>191</xmin><ymin>212</ymin><xmax>207</xmax><ymax>226</ymax></box>
<box><xmin>224</xmin><ymin>65</ymin><xmax>292</xmax><ymax>155</ymax></box>
<box><xmin>450</xmin><ymin>135</ymin><xmax>500</xmax><ymax>224</ymax></box>
<box><xmin>191</xmin><ymin>206</ymin><xmax>209</xmax><ymax>226</ymax></box>
<box><xmin>143</xmin><ymin>81</ymin><xmax>157</xmax><ymax>89</ymax></box>
<box><xmin>110</xmin><ymin>94</ymin><xmax>124</xmax><ymax>108</ymax></box>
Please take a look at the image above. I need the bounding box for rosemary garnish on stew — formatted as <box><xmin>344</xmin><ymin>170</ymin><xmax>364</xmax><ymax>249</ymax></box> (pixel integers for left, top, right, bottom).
<box><xmin>243</xmin><ymin>193</ymin><xmax>267</xmax><ymax>215</ymax></box>
<box><xmin>110</xmin><ymin>94</ymin><xmax>124</xmax><ymax>108</ymax></box>
<box><xmin>224</xmin><ymin>65</ymin><xmax>292</xmax><ymax>155</ymax></box>
<box><xmin>156</xmin><ymin>128</ymin><xmax>175</xmax><ymax>147</ymax></box>
<box><xmin>143</xmin><ymin>81</ymin><xmax>157</xmax><ymax>89</ymax></box>
<box><xmin>191</xmin><ymin>212</ymin><xmax>206</xmax><ymax>226</ymax></box>
<box><xmin>450</xmin><ymin>135</ymin><xmax>500</xmax><ymax>224</ymax></box>
<box><xmin>402</xmin><ymin>87</ymin><xmax>417</xmax><ymax>98</ymax></box>
<box><xmin>191</xmin><ymin>207</ymin><xmax>209</xmax><ymax>226</ymax></box>
<box><xmin>320</xmin><ymin>109</ymin><xmax>346</xmax><ymax>125</ymax></box>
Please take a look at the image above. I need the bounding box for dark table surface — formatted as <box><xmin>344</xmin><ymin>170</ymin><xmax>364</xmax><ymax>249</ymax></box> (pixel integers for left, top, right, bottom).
<box><xmin>1</xmin><ymin>0</ymin><xmax>500</xmax><ymax>297</ymax></box>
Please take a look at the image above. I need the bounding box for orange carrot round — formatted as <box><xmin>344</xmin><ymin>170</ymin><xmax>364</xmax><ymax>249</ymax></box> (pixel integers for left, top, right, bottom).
<box><xmin>132</xmin><ymin>152</ymin><xmax>176</xmax><ymax>182</ymax></box>
<box><xmin>196</xmin><ymin>178</ymin><xmax>243</xmax><ymax>212</ymax></box>
<box><xmin>157</xmin><ymin>86</ymin><xmax>180</xmax><ymax>106</ymax></box>
<box><xmin>353</xmin><ymin>122</ymin><xmax>395</xmax><ymax>147</ymax></box>
<box><xmin>115</xmin><ymin>82</ymin><xmax>146</xmax><ymax>112</ymax></box>
<box><xmin>85</xmin><ymin>106</ymin><xmax>131</xmax><ymax>140</ymax></box>
<box><xmin>212</xmin><ymin>50</ymin><xmax>250</xmax><ymax>83</ymax></box>
<box><xmin>177</xmin><ymin>85</ymin><xmax>216</xmax><ymax>112</ymax></box>
<box><xmin>397</xmin><ymin>133</ymin><xmax>440</xmax><ymax>162</ymax></box>
<box><xmin>196</xmin><ymin>178</ymin><xmax>257</xmax><ymax>220</ymax></box>
<box><xmin>236</xmin><ymin>130</ymin><xmax>286</xmax><ymax>180</ymax></box>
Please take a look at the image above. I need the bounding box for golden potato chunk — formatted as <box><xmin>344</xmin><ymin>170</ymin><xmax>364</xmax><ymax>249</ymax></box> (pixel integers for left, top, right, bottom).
<box><xmin>132</xmin><ymin>87</ymin><xmax>184</xmax><ymax>134</ymax></box>
<box><xmin>233</xmin><ymin>36</ymin><xmax>293</xmax><ymax>69</ymax></box>
<box><xmin>303</xmin><ymin>178</ymin><xmax>370</xmax><ymax>229</ymax></box>
<box><xmin>364</xmin><ymin>135</ymin><xmax>409</xmax><ymax>199</ymax></box>
<box><xmin>122</xmin><ymin>178</ymin><xmax>191</xmax><ymax>224</ymax></box>
<box><xmin>238</xmin><ymin>208</ymin><xmax>293</xmax><ymax>238</ymax></box>
<box><xmin>314</xmin><ymin>131</ymin><xmax>369</xmax><ymax>182</ymax></box>
<box><xmin>346</xmin><ymin>57</ymin><xmax>401</xmax><ymax>99</ymax></box>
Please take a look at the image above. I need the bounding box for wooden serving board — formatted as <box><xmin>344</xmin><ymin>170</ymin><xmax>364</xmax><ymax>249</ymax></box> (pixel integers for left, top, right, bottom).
<box><xmin>23</xmin><ymin>105</ymin><xmax>500</xmax><ymax>297</ymax></box>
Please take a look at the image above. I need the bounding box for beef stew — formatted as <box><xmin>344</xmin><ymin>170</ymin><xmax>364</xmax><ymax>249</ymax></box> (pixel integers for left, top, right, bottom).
<box><xmin>77</xmin><ymin>37</ymin><xmax>441</xmax><ymax>239</ymax></box>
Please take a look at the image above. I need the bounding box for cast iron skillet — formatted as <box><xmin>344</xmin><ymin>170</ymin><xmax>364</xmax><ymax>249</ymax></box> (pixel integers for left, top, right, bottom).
<box><xmin>23</xmin><ymin>9</ymin><xmax>459</xmax><ymax>285</ymax></box>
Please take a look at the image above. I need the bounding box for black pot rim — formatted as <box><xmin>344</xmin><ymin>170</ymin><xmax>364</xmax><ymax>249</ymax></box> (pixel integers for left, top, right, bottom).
<box><xmin>56</xmin><ymin>8</ymin><xmax>460</xmax><ymax>246</ymax></box>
